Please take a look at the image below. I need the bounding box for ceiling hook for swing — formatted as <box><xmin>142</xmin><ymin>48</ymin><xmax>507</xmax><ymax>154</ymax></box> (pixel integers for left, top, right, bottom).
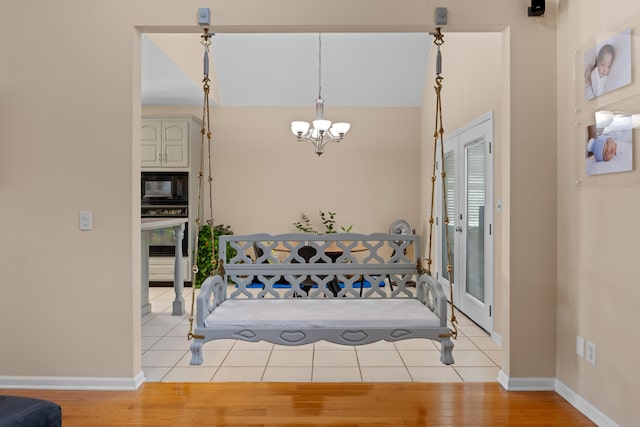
<box><xmin>201</xmin><ymin>27</ymin><xmax>212</xmax><ymax>43</ymax></box>
<box><xmin>201</xmin><ymin>28</ymin><xmax>213</xmax><ymax>83</ymax></box>
<box><xmin>432</xmin><ymin>28</ymin><xmax>444</xmax><ymax>78</ymax></box>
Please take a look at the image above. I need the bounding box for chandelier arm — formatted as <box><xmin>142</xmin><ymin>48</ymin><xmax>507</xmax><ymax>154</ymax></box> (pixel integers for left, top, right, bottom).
<box><xmin>323</xmin><ymin>134</ymin><xmax>341</xmax><ymax>144</ymax></box>
<box><xmin>326</xmin><ymin>129</ymin><xmax>342</xmax><ymax>140</ymax></box>
<box><xmin>295</xmin><ymin>132</ymin><xmax>314</xmax><ymax>143</ymax></box>
<box><xmin>320</xmin><ymin>135</ymin><xmax>342</xmax><ymax>149</ymax></box>
<box><xmin>297</xmin><ymin>135</ymin><xmax>323</xmax><ymax>156</ymax></box>
<box><xmin>317</xmin><ymin>139</ymin><xmax>329</xmax><ymax>152</ymax></box>
<box><xmin>296</xmin><ymin>133</ymin><xmax>341</xmax><ymax>154</ymax></box>
<box><xmin>297</xmin><ymin>135</ymin><xmax>318</xmax><ymax>145</ymax></box>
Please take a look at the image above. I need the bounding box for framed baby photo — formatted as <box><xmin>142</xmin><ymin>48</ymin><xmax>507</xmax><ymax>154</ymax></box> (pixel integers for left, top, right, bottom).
<box><xmin>584</xmin><ymin>111</ymin><xmax>633</xmax><ymax>176</ymax></box>
<box><xmin>583</xmin><ymin>28</ymin><xmax>632</xmax><ymax>102</ymax></box>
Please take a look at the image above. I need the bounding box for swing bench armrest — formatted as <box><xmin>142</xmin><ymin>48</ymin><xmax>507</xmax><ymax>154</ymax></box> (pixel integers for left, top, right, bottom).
<box><xmin>195</xmin><ymin>274</ymin><xmax>227</xmax><ymax>327</ymax></box>
<box><xmin>417</xmin><ymin>273</ymin><xmax>448</xmax><ymax>327</ymax></box>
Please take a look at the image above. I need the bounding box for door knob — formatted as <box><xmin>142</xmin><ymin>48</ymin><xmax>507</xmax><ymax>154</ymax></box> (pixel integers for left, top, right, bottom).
<box><xmin>455</xmin><ymin>226</ymin><xmax>462</xmax><ymax>232</ymax></box>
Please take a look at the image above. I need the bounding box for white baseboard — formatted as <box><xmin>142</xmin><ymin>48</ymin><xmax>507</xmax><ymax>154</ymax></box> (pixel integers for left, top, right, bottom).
<box><xmin>491</xmin><ymin>330</ymin><xmax>502</xmax><ymax>346</ymax></box>
<box><xmin>497</xmin><ymin>371</ymin><xmax>620</xmax><ymax>426</ymax></box>
<box><xmin>555</xmin><ymin>380</ymin><xmax>620</xmax><ymax>427</ymax></box>
<box><xmin>497</xmin><ymin>370</ymin><xmax>555</xmax><ymax>390</ymax></box>
<box><xmin>0</xmin><ymin>371</ymin><xmax>145</xmax><ymax>391</ymax></box>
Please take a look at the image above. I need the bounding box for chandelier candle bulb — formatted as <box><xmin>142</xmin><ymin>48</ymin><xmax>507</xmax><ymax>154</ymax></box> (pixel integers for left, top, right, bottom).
<box><xmin>291</xmin><ymin>121</ymin><xmax>310</xmax><ymax>136</ymax></box>
<box><xmin>313</xmin><ymin>119</ymin><xmax>331</xmax><ymax>132</ymax></box>
<box><xmin>331</xmin><ymin>123</ymin><xmax>351</xmax><ymax>136</ymax></box>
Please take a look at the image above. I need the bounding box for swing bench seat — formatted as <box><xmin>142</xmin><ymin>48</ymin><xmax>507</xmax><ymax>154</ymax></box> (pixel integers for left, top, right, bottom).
<box><xmin>189</xmin><ymin>233</ymin><xmax>454</xmax><ymax>365</ymax></box>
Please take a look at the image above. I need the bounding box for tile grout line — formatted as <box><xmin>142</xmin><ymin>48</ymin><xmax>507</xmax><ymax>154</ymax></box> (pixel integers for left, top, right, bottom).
<box><xmin>260</xmin><ymin>345</ymin><xmax>275</xmax><ymax>382</ymax></box>
<box><xmin>310</xmin><ymin>342</ymin><xmax>316</xmax><ymax>381</ymax></box>
<box><xmin>353</xmin><ymin>346</ymin><xmax>363</xmax><ymax>382</ymax></box>
<box><xmin>209</xmin><ymin>344</ymin><xmax>233</xmax><ymax>382</ymax></box>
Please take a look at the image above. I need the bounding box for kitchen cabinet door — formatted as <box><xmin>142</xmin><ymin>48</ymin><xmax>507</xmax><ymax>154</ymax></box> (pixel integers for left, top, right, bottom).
<box><xmin>161</xmin><ymin>120</ymin><xmax>189</xmax><ymax>168</ymax></box>
<box><xmin>141</xmin><ymin>117</ymin><xmax>192</xmax><ymax>169</ymax></box>
<box><xmin>141</xmin><ymin>120</ymin><xmax>163</xmax><ymax>167</ymax></box>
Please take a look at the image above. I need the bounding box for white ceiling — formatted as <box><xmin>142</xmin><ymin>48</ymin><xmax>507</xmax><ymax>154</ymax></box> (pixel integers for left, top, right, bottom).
<box><xmin>141</xmin><ymin>33</ymin><xmax>432</xmax><ymax>107</ymax></box>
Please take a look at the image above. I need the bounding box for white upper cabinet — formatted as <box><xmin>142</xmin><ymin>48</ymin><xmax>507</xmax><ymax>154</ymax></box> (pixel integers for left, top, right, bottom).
<box><xmin>141</xmin><ymin>116</ymin><xmax>200</xmax><ymax>169</ymax></box>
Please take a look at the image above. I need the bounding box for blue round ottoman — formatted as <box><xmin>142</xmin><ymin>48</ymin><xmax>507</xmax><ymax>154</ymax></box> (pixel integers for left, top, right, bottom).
<box><xmin>0</xmin><ymin>395</ymin><xmax>61</xmax><ymax>427</ymax></box>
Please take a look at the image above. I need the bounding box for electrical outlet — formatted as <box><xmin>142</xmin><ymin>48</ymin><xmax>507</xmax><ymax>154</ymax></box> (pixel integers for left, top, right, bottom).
<box><xmin>576</xmin><ymin>336</ymin><xmax>584</xmax><ymax>358</ymax></box>
<box><xmin>586</xmin><ymin>341</ymin><xmax>596</xmax><ymax>365</ymax></box>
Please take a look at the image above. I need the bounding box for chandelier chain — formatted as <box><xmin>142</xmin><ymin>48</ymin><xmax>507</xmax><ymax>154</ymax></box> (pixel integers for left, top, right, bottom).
<box><xmin>318</xmin><ymin>33</ymin><xmax>322</xmax><ymax>99</ymax></box>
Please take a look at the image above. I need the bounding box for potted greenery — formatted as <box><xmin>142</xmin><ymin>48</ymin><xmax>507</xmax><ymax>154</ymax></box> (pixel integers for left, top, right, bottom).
<box><xmin>293</xmin><ymin>211</ymin><xmax>353</xmax><ymax>234</ymax></box>
<box><xmin>194</xmin><ymin>224</ymin><xmax>235</xmax><ymax>288</ymax></box>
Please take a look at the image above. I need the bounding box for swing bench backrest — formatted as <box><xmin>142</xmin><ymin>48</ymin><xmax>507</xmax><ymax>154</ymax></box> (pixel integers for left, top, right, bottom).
<box><xmin>220</xmin><ymin>233</ymin><xmax>422</xmax><ymax>300</ymax></box>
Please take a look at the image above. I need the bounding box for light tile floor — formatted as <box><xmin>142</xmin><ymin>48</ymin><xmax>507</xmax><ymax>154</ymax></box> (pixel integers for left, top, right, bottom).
<box><xmin>142</xmin><ymin>287</ymin><xmax>501</xmax><ymax>383</ymax></box>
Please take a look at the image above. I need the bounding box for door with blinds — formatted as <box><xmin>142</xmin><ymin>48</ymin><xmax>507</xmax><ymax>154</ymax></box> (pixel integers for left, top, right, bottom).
<box><xmin>437</xmin><ymin>112</ymin><xmax>494</xmax><ymax>332</ymax></box>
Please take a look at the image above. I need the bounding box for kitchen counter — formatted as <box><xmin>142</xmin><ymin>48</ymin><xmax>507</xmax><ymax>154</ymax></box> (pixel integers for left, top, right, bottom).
<box><xmin>141</xmin><ymin>217</ymin><xmax>188</xmax><ymax>316</ymax></box>
<box><xmin>141</xmin><ymin>217</ymin><xmax>188</xmax><ymax>231</ymax></box>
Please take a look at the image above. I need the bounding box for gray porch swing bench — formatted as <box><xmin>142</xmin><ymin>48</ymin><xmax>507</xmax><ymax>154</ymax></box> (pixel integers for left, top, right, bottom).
<box><xmin>186</xmin><ymin>27</ymin><xmax>458</xmax><ymax>367</ymax></box>
<box><xmin>188</xmin><ymin>232</ymin><xmax>455</xmax><ymax>365</ymax></box>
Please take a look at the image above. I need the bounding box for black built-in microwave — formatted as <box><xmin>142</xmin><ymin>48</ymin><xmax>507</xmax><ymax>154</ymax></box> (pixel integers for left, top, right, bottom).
<box><xmin>141</xmin><ymin>172</ymin><xmax>188</xmax><ymax>205</ymax></box>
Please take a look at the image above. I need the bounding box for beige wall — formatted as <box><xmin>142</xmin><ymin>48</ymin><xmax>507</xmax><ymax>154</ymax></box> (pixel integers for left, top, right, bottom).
<box><xmin>144</xmin><ymin>106</ymin><xmax>421</xmax><ymax>234</ymax></box>
<box><xmin>420</xmin><ymin>14</ymin><xmax>559</xmax><ymax>381</ymax></box>
<box><xmin>0</xmin><ymin>0</ymin><xmax>556</xmax><ymax>379</ymax></box>
<box><xmin>0</xmin><ymin>2</ymin><xmax>143</xmax><ymax>379</ymax></box>
<box><xmin>505</xmin><ymin>13</ymin><xmax>559</xmax><ymax>382</ymax></box>
<box><xmin>556</xmin><ymin>2</ymin><xmax>640</xmax><ymax>425</ymax></box>
<box><xmin>2</xmin><ymin>0</ymin><xmax>636</xmax><ymax>423</ymax></box>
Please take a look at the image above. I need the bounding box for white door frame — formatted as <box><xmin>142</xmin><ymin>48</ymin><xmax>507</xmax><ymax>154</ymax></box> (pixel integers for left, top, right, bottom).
<box><xmin>436</xmin><ymin>111</ymin><xmax>494</xmax><ymax>332</ymax></box>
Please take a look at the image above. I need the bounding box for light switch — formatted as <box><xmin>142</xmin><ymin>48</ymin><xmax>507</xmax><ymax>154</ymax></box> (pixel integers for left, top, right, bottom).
<box><xmin>80</xmin><ymin>211</ymin><xmax>92</xmax><ymax>231</ymax></box>
<box><xmin>576</xmin><ymin>336</ymin><xmax>584</xmax><ymax>358</ymax></box>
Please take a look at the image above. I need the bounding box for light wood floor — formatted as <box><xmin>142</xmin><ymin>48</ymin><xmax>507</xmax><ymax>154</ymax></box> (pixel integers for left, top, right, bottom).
<box><xmin>2</xmin><ymin>382</ymin><xmax>595</xmax><ymax>426</ymax></box>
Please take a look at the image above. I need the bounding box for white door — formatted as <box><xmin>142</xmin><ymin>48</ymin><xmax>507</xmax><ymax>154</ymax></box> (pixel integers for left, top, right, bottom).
<box><xmin>437</xmin><ymin>112</ymin><xmax>494</xmax><ymax>332</ymax></box>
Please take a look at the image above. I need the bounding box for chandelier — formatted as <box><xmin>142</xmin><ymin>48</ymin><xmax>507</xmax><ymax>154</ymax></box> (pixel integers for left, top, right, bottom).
<box><xmin>291</xmin><ymin>33</ymin><xmax>350</xmax><ymax>156</ymax></box>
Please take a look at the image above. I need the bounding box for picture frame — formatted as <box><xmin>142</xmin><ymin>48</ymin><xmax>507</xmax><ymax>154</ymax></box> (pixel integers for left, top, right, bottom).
<box><xmin>573</xmin><ymin>91</ymin><xmax>640</xmax><ymax>186</ymax></box>
<box><xmin>584</xmin><ymin>111</ymin><xmax>633</xmax><ymax>176</ymax></box>
<box><xmin>583</xmin><ymin>28</ymin><xmax>632</xmax><ymax>102</ymax></box>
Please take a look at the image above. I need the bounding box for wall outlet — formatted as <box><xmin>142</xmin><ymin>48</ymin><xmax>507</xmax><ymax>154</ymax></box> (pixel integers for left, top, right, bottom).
<box><xmin>586</xmin><ymin>341</ymin><xmax>596</xmax><ymax>365</ymax></box>
<box><xmin>576</xmin><ymin>336</ymin><xmax>584</xmax><ymax>358</ymax></box>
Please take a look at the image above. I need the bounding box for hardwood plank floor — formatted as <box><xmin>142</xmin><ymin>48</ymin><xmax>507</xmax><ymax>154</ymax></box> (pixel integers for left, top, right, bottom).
<box><xmin>1</xmin><ymin>382</ymin><xmax>595</xmax><ymax>426</ymax></box>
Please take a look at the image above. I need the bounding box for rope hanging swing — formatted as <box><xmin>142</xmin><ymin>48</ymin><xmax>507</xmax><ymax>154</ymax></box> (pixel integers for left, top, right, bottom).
<box><xmin>188</xmin><ymin>28</ymin><xmax>217</xmax><ymax>341</ymax></box>
<box><xmin>425</xmin><ymin>28</ymin><xmax>458</xmax><ymax>339</ymax></box>
<box><xmin>185</xmin><ymin>28</ymin><xmax>457</xmax><ymax>341</ymax></box>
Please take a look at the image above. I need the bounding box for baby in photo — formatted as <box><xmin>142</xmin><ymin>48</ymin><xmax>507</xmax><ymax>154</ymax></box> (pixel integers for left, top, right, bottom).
<box><xmin>586</xmin><ymin>134</ymin><xmax>617</xmax><ymax>162</ymax></box>
<box><xmin>584</xmin><ymin>44</ymin><xmax>615</xmax><ymax>100</ymax></box>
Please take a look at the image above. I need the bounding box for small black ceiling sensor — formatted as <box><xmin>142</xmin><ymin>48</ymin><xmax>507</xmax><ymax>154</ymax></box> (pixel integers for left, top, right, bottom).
<box><xmin>528</xmin><ymin>0</ymin><xmax>545</xmax><ymax>17</ymax></box>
